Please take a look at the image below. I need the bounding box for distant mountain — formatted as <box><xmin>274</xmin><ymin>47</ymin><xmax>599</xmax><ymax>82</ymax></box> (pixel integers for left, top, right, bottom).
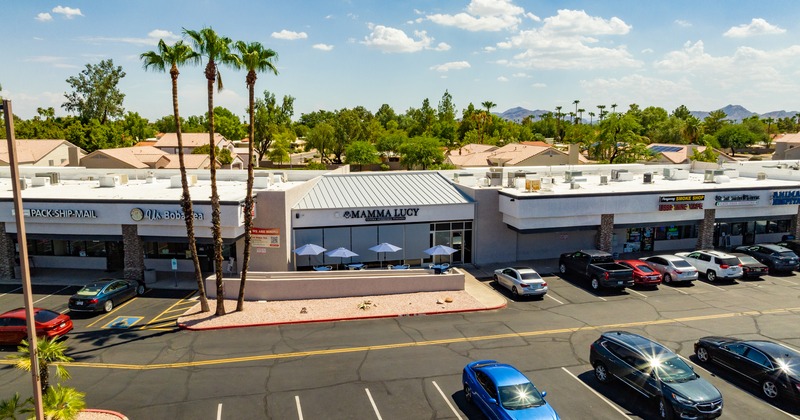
<box><xmin>499</xmin><ymin>104</ymin><xmax>798</xmax><ymax>123</ymax></box>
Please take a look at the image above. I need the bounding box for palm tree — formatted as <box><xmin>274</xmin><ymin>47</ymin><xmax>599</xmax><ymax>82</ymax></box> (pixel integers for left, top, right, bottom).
<box><xmin>184</xmin><ymin>27</ymin><xmax>240</xmax><ymax>316</ymax></box>
<box><xmin>555</xmin><ymin>106</ymin><xmax>563</xmax><ymax>141</ymax></box>
<box><xmin>588</xmin><ymin>111</ymin><xmax>596</xmax><ymax>125</ymax></box>
<box><xmin>0</xmin><ymin>393</ymin><xmax>31</xmax><ymax>419</ymax></box>
<box><xmin>573</xmin><ymin>100</ymin><xmax>580</xmax><ymax>124</ymax></box>
<box><xmin>39</xmin><ymin>386</ymin><xmax>85</xmax><ymax>420</ymax></box>
<box><xmin>577</xmin><ymin>108</ymin><xmax>585</xmax><ymax>124</ymax></box>
<box><xmin>8</xmin><ymin>337</ymin><xmax>72</xmax><ymax>393</ymax></box>
<box><xmin>480</xmin><ymin>101</ymin><xmax>496</xmax><ymax>144</ymax></box>
<box><xmin>141</xmin><ymin>39</ymin><xmax>210</xmax><ymax>313</ymax></box>
<box><xmin>234</xmin><ymin>41</ymin><xmax>278</xmax><ymax>312</ymax></box>
<box><xmin>611</xmin><ymin>103</ymin><xmax>618</xmax><ymax>114</ymax></box>
<box><xmin>597</xmin><ymin>105</ymin><xmax>606</xmax><ymax>121</ymax></box>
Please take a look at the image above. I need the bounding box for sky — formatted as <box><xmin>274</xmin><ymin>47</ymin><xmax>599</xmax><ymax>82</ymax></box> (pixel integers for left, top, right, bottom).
<box><xmin>2</xmin><ymin>0</ymin><xmax>800</xmax><ymax>122</ymax></box>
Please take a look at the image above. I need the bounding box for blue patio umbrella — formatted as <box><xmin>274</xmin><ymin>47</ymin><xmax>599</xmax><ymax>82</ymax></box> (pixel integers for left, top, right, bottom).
<box><xmin>423</xmin><ymin>245</ymin><xmax>457</xmax><ymax>264</ymax></box>
<box><xmin>326</xmin><ymin>247</ymin><xmax>359</xmax><ymax>269</ymax></box>
<box><xmin>369</xmin><ymin>242</ymin><xmax>402</xmax><ymax>267</ymax></box>
<box><xmin>293</xmin><ymin>243</ymin><xmax>327</xmax><ymax>266</ymax></box>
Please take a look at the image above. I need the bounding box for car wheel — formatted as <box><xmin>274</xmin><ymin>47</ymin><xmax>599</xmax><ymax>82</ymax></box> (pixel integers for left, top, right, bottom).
<box><xmin>706</xmin><ymin>270</ymin><xmax>716</xmax><ymax>282</ymax></box>
<box><xmin>512</xmin><ymin>286</ymin><xmax>519</xmax><ymax>297</ymax></box>
<box><xmin>593</xmin><ymin>362</ymin><xmax>610</xmax><ymax>384</ymax></box>
<box><xmin>559</xmin><ymin>263</ymin><xmax>567</xmax><ymax>274</ymax></box>
<box><xmin>695</xmin><ymin>346</ymin><xmax>710</xmax><ymax>363</ymax></box>
<box><xmin>658</xmin><ymin>398</ymin><xmax>674</xmax><ymax>420</ymax></box>
<box><xmin>136</xmin><ymin>284</ymin><xmax>145</xmax><ymax>295</ymax></box>
<box><xmin>591</xmin><ymin>277</ymin><xmax>600</xmax><ymax>290</ymax></box>
<box><xmin>103</xmin><ymin>300</ymin><xmax>113</xmax><ymax>313</ymax></box>
<box><xmin>762</xmin><ymin>380</ymin><xmax>780</xmax><ymax>400</ymax></box>
<box><xmin>463</xmin><ymin>383</ymin><xmax>473</xmax><ymax>403</ymax></box>
<box><xmin>663</xmin><ymin>274</ymin><xmax>672</xmax><ymax>284</ymax></box>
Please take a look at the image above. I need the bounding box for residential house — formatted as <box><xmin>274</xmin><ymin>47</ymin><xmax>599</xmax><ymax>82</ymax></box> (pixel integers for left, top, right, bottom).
<box><xmin>446</xmin><ymin>142</ymin><xmax>586</xmax><ymax>168</ymax></box>
<box><xmin>153</xmin><ymin>132</ymin><xmax>235</xmax><ymax>155</ymax></box>
<box><xmin>81</xmin><ymin>146</ymin><xmax>168</xmax><ymax>169</ymax></box>
<box><xmin>155</xmin><ymin>154</ymin><xmax>223</xmax><ymax>170</ymax></box>
<box><xmin>647</xmin><ymin>143</ymin><xmax>736</xmax><ymax>164</ymax></box>
<box><xmin>772</xmin><ymin>133</ymin><xmax>800</xmax><ymax>160</ymax></box>
<box><xmin>0</xmin><ymin>139</ymin><xmax>84</xmax><ymax>167</ymax></box>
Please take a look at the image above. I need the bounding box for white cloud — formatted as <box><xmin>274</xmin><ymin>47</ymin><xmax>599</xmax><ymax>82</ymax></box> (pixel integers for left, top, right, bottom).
<box><xmin>512</xmin><ymin>72</ymin><xmax>528</xmax><ymax>78</ymax></box>
<box><xmin>497</xmin><ymin>76</ymin><xmax>509</xmax><ymax>82</ymax></box>
<box><xmin>483</xmin><ymin>46</ymin><xmax>496</xmax><ymax>53</ymax></box>
<box><xmin>24</xmin><ymin>55</ymin><xmax>78</xmax><ymax>69</ymax></box>
<box><xmin>147</xmin><ymin>29</ymin><xmax>180</xmax><ymax>43</ymax></box>
<box><xmin>272</xmin><ymin>30</ymin><xmax>308</xmax><ymax>40</ymax></box>
<box><xmin>362</xmin><ymin>25</ymin><xmax>437</xmax><ymax>53</ymax></box>
<box><xmin>52</xmin><ymin>6</ymin><xmax>83</xmax><ymax>19</ymax></box>
<box><xmin>674</xmin><ymin>19</ymin><xmax>691</xmax><ymax>28</ymax></box>
<box><xmin>724</xmin><ymin>18</ymin><xmax>785</xmax><ymax>38</ymax></box>
<box><xmin>427</xmin><ymin>0</ymin><xmax>526</xmax><ymax>32</ymax></box>
<box><xmin>581</xmin><ymin>74</ymin><xmax>695</xmax><ymax>106</ymax></box>
<box><xmin>641</xmin><ymin>48</ymin><xmax>654</xmax><ymax>54</ymax></box>
<box><xmin>429</xmin><ymin>61</ymin><xmax>471</xmax><ymax>72</ymax></box>
<box><xmin>313</xmin><ymin>43</ymin><xmax>334</xmax><ymax>51</ymax></box>
<box><xmin>35</xmin><ymin>13</ymin><xmax>53</xmax><ymax>22</ymax></box>
<box><xmin>531</xmin><ymin>82</ymin><xmax>546</xmax><ymax>88</ymax></box>
<box><xmin>434</xmin><ymin>42</ymin><xmax>451</xmax><ymax>51</ymax></box>
<box><xmin>496</xmin><ymin>9</ymin><xmax>639</xmax><ymax>70</ymax></box>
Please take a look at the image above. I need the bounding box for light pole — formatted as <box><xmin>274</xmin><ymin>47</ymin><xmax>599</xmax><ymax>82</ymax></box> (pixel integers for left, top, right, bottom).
<box><xmin>2</xmin><ymin>99</ymin><xmax>44</xmax><ymax>420</ymax></box>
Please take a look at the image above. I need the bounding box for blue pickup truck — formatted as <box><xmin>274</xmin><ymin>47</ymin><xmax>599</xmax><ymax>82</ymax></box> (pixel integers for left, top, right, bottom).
<box><xmin>558</xmin><ymin>249</ymin><xmax>634</xmax><ymax>291</ymax></box>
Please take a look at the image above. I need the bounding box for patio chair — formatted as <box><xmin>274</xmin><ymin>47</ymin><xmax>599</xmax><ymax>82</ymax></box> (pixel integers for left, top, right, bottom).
<box><xmin>313</xmin><ymin>265</ymin><xmax>333</xmax><ymax>271</ymax></box>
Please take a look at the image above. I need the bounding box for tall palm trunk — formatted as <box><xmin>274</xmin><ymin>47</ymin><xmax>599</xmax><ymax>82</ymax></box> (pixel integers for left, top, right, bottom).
<box><xmin>205</xmin><ymin>61</ymin><xmax>225</xmax><ymax>316</ymax></box>
<box><xmin>172</xmin><ymin>66</ymin><xmax>209</xmax><ymax>312</ymax></box>
<box><xmin>237</xmin><ymin>71</ymin><xmax>257</xmax><ymax>311</ymax></box>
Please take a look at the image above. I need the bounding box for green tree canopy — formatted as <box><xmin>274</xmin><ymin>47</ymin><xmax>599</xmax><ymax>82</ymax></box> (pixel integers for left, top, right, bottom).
<box><xmin>253</xmin><ymin>90</ymin><xmax>294</xmax><ymax>159</ymax></box>
<box><xmin>344</xmin><ymin>140</ymin><xmax>379</xmax><ymax>170</ymax></box>
<box><xmin>62</xmin><ymin>59</ymin><xmax>126</xmax><ymax>124</ymax></box>
<box><xmin>398</xmin><ymin>136</ymin><xmax>444</xmax><ymax>170</ymax></box>
<box><xmin>192</xmin><ymin>144</ymin><xmax>233</xmax><ymax>164</ymax></box>
<box><xmin>715</xmin><ymin>124</ymin><xmax>756</xmax><ymax>155</ymax></box>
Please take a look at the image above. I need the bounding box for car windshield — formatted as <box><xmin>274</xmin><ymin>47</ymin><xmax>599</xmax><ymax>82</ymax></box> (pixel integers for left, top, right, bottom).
<box><xmin>498</xmin><ymin>382</ymin><xmax>545</xmax><ymax>410</ymax></box>
<box><xmin>719</xmin><ymin>258</ymin><xmax>740</xmax><ymax>266</ymax></box>
<box><xmin>672</xmin><ymin>260</ymin><xmax>693</xmax><ymax>269</ymax></box>
<box><xmin>636</xmin><ymin>265</ymin><xmax>656</xmax><ymax>273</ymax></box>
<box><xmin>520</xmin><ymin>272</ymin><xmax>542</xmax><ymax>280</ymax></box>
<box><xmin>77</xmin><ymin>284</ymin><xmax>104</xmax><ymax>296</ymax></box>
<box><xmin>33</xmin><ymin>310</ymin><xmax>59</xmax><ymax>323</ymax></box>
<box><xmin>651</xmin><ymin>356</ymin><xmax>696</xmax><ymax>383</ymax></box>
<box><xmin>777</xmin><ymin>251</ymin><xmax>796</xmax><ymax>258</ymax></box>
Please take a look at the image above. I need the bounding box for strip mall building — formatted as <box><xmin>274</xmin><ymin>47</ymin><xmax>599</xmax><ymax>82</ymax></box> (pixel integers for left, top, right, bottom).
<box><xmin>2</xmin><ymin>161</ymin><xmax>800</xmax><ymax>280</ymax></box>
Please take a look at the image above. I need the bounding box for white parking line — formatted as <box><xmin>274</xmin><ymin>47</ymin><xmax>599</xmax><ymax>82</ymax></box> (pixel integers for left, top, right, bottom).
<box><xmin>33</xmin><ymin>285</ymin><xmax>73</xmax><ymax>304</ymax></box>
<box><xmin>560</xmin><ymin>367</ymin><xmax>633</xmax><ymax>419</ymax></box>
<box><xmin>626</xmin><ymin>288</ymin><xmax>647</xmax><ymax>298</ymax></box>
<box><xmin>216</xmin><ymin>403</ymin><xmax>222</xmax><ymax>420</ymax></box>
<box><xmin>432</xmin><ymin>381</ymin><xmax>463</xmax><ymax>420</ymax></box>
<box><xmin>364</xmin><ymin>388</ymin><xmax>383</xmax><ymax>420</ymax></box>
<box><xmin>546</xmin><ymin>294</ymin><xmax>564</xmax><ymax>305</ymax></box>
<box><xmin>679</xmin><ymin>356</ymin><xmax>800</xmax><ymax>419</ymax></box>
<box><xmin>0</xmin><ymin>286</ymin><xmax>22</xmax><ymax>298</ymax></box>
<box><xmin>693</xmin><ymin>281</ymin><xmax>726</xmax><ymax>292</ymax></box>
<box><xmin>295</xmin><ymin>396</ymin><xmax>303</xmax><ymax>420</ymax></box>
<box><xmin>772</xmin><ymin>277</ymin><xmax>797</xmax><ymax>286</ymax></box>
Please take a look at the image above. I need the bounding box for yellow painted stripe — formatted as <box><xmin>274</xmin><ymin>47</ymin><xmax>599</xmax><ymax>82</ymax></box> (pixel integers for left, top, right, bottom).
<box><xmin>1</xmin><ymin>306</ymin><xmax>792</xmax><ymax>371</ymax></box>
<box><xmin>146</xmin><ymin>291</ymin><xmax>198</xmax><ymax>325</ymax></box>
<box><xmin>85</xmin><ymin>298</ymin><xmax>139</xmax><ymax>328</ymax></box>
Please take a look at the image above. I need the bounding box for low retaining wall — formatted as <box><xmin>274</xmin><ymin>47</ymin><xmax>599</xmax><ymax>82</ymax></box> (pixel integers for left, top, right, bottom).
<box><xmin>205</xmin><ymin>268</ymin><xmax>465</xmax><ymax>301</ymax></box>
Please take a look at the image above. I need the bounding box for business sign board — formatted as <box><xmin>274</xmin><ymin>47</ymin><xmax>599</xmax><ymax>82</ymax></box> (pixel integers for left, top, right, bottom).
<box><xmin>252</xmin><ymin>227</ymin><xmax>280</xmax><ymax>248</ymax></box>
<box><xmin>658</xmin><ymin>195</ymin><xmax>704</xmax><ymax>212</ymax></box>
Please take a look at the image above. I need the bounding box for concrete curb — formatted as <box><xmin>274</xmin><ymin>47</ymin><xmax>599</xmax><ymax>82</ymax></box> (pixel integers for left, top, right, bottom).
<box><xmin>81</xmin><ymin>409</ymin><xmax>128</xmax><ymax>419</ymax></box>
<box><xmin>177</xmin><ymin>301</ymin><xmax>508</xmax><ymax>331</ymax></box>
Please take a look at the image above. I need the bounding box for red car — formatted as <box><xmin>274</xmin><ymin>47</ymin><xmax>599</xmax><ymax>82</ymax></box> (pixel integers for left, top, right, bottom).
<box><xmin>0</xmin><ymin>308</ymin><xmax>73</xmax><ymax>346</ymax></box>
<box><xmin>616</xmin><ymin>259</ymin><xmax>662</xmax><ymax>286</ymax></box>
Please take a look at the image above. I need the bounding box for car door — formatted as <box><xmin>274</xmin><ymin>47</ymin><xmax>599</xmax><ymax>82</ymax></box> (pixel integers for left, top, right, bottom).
<box><xmin>3</xmin><ymin>318</ymin><xmax>28</xmax><ymax>345</ymax></box>
<box><xmin>683</xmin><ymin>252</ymin><xmax>703</xmax><ymax>271</ymax></box>
<box><xmin>612</xmin><ymin>345</ymin><xmax>658</xmax><ymax>398</ymax></box>
<box><xmin>715</xmin><ymin>343</ymin><xmax>749</xmax><ymax>376</ymax></box>
<box><xmin>107</xmin><ymin>281</ymin><xmax>125</xmax><ymax>305</ymax></box>
<box><xmin>500</xmin><ymin>269</ymin><xmax>516</xmax><ymax>291</ymax></box>
<box><xmin>474</xmin><ymin>371</ymin><xmax>500</xmax><ymax>419</ymax></box>
<box><xmin>740</xmin><ymin>346</ymin><xmax>773</xmax><ymax>384</ymax></box>
<box><xmin>645</xmin><ymin>257</ymin><xmax>667</xmax><ymax>275</ymax></box>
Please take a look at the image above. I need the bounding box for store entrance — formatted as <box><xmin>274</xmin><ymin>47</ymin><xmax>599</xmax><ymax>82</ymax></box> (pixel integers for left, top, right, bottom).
<box><xmin>106</xmin><ymin>241</ymin><xmax>124</xmax><ymax>271</ymax></box>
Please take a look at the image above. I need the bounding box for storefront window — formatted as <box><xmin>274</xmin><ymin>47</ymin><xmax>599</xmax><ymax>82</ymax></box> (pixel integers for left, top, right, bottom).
<box><xmin>144</xmin><ymin>242</ymin><xmax>191</xmax><ymax>259</ymax></box>
<box><xmin>654</xmin><ymin>225</ymin><xmax>697</xmax><ymax>240</ymax></box>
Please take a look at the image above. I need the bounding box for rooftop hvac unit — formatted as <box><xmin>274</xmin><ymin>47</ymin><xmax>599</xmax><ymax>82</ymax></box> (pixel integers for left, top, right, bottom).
<box><xmin>643</xmin><ymin>173</ymin><xmax>654</xmax><ymax>184</ymax></box>
<box><xmin>570</xmin><ymin>181</ymin><xmax>581</xmax><ymax>189</ymax></box>
<box><xmin>610</xmin><ymin>169</ymin><xmax>628</xmax><ymax>180</ymax></box>
<box><xmin>35</xmin><ymin>172</ymin><xmax>60</xmax><ymax>185</ymax></box>
<box><xmin>665</xmin><ymin>169</ymin><xmax>689</xmax><ymax>180</ymax></box>
<box><xmin>616</xmin><ymin>172</ymin><xmax>634</xmax><ymax>181</ymax></box>
<box><xmin>18</xmin><ymin>178</ymin><xmax>30</xmax><ymax>190</ymax></box>
<box><xmin>704</xmin><ymin>169</ymin><xmax>725</xmax><ymax>183</ymax></box>
<box><xmin>713</xmin><ymin>175</ymin><xmax>731</xmax><ymax>183</ymax></box>
<box><xmin>564</xmin><ymin>170</ymin><xmax>583</xmax><ymax>182</ymax></box>
<box><xmin>600</xmin><ymin>175</ymin><xmax>608</xmax><ymax>185</ymax></box>
<box><xmin>757</xmin><ymin>172</ymin><xmax>767</xmax><ymax>180</ymax></box>
<box><xmin>98</xmin><ymin>175</ymin><xmax>119</xmax><ymax>187</ymax></box>
<box><xmin>169</xmin><ymin>175</ymin><xmax>182</xmax><ymax>188</ymax></box>
<box><xmin>485</xmin><ymin>170</ymin><xmax>503</xmax><ymax>186</ymax></box>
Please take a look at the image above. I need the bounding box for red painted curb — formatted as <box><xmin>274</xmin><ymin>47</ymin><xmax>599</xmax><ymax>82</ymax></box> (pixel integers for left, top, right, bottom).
<box><xmin>177</xmin><ymin>302</ymin><xmax>507</xmax><ymax>331</ymax></box>
<box><xmin>82</xmin><ymin>409</ymin><xmax>128</xmax><ymax>419</ymax></box>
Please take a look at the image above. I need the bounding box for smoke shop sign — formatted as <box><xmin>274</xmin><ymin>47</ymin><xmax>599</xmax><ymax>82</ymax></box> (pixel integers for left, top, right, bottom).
<box><xmin>659</xmin><ymin>195</ymin><xmax>704</xmax><ymax>212</ymax></box>
<box><xmin>772</xmin><ymin>190</ymin><xmax>800</xmax><ymax>205</ymax></box>
<box><xmin>343</xmin><ymin>208</ymin><xmax>419</xmax><ymax>222</ymax></box>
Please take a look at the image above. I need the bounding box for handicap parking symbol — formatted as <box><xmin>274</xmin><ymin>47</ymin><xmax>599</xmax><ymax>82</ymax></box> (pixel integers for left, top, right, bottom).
<box><xmin>103</xmin><ymin>316</ymin><xmax>143</xmax><ymax>329</ymax></box>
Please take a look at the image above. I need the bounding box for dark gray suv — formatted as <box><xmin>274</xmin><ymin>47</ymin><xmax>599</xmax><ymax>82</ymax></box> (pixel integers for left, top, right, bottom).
<box><xmin>590</xmin><ymin>331</ymin><xmax>723</xmax><ymax>419</ymax></box>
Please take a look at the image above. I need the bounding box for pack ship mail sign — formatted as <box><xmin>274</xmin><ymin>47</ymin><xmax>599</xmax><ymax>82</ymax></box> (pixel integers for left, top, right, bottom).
<box><xmin>658</xmin><ymin>195</ymin><xmax>704</xmax><ymax>212</ymax></box>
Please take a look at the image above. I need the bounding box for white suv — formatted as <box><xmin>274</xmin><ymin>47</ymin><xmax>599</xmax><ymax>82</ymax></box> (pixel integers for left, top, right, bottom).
<box><xmin>675</xmin><ymin>250</ymin><xmax>743</xmax><ymax>282</ymax></box>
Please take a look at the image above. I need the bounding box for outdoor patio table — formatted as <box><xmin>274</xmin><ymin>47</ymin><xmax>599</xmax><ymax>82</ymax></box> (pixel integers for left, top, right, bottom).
<box><xmin>313</xmin><ymin>265</ymin><xmax>332</xmax><ymax>271</ymax></box>
<box><xmin>346</xmin><ymin>263</ymin><xmax>365</xmax><ymax>270</ymax></box>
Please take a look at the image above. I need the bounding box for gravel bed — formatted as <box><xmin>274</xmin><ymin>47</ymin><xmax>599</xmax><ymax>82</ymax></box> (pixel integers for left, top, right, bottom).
<box><xmin>178</xmin><ymin>290</ymin><xmax>487</xmax><ymax>328</ymax></box>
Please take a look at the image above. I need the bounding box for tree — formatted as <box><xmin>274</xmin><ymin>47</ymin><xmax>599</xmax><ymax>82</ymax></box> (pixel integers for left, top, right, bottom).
<box><xmin>597</xmin><ymin>105</ymin><xmax>606</xmax><ymax>121</ymax></box>
<box><xmin>593</xmin><ymin>113</ymin><xmax>642</xmax><ymax>163</ymax></box>
<box><xmin>715</xmin><ymin>124</ymin><xmax>756</xmax><ymax>155</ymax></box>
<box><xmin>480</xmin><ymin>101</ymin><xmax>496</xmax><ymax>143</ymax></box>
<box><xmin>306</xmin><ymin>122</ymin><xmax>335</xmax><ymax>162</ymax></box>
<box><xmin>62</xmin><ymin>59</ymin><xmax>126</xmax><ymax>124</ymax></box>
<box><xmin>235</xmin><ymin>40</ymin><xmax>278</xmax><ymax>312</ymax></box>
<box><xmin>398</xmin><ymin>136</ymin><xmax>444</xmax><ymax>169</ymax></box>
<box><xmin>672</xmin><ymin>104</ymin><xmax>691</xmax><ymax>120</ymax></box>
<box><xmin>253</xmin><ymin>91</ymin><xmax>294</xmax><ymax>159</ymax></box>
<box><xmin>140</xmin><ymin>39</ymin><xmax>209</xmax><ymax>312</ymax></box>
<box><xmin>573</xmin><ymin>99</ymin><xmax>580</xmax><ymax>124</ymax></box>
<box><xmin>185</xmin><ymin>26</ymin><xmax>240</xmax><ymax>316</ymax></box>
<box><xmin>8</xmin><ymin>337</ymin><xmax>72</xmax><ymax>393</ymax></box>
<box><xmin>703</xmin><ymin>109</ymin><xmax>728</xmax><ymax>136</ymax></box>
<box><xmin>120</xmin><ymin>111</ymin><xmax>155</xmax><ymax>144</ymax></box>
<box><xmin>691</xmin><ymin>141</ymin><xmax>719</xmax><ymax>162</ymax></box>
<box><xmin>0</xmin><ymin>393</ymin><xmax>30</xmax><ymax>420</ymax></box>
<box><xmin>212</xmin><ymin>106</ymin><xmax>246</xmax><ymax>140</ymax></box>
<box><xmin>192</xmin><ymin>144</ymin><xmax>232</xmax><ymax>164</ymax></box>
<box><xmin>268</xmin><ymin>136</ymin><xmax>290</xmax><ymax>165</ymax></box>
<box><xmin>345</xmin><ymin>140</ymin><xmax>379</xmax><ymax>170</ymax></box>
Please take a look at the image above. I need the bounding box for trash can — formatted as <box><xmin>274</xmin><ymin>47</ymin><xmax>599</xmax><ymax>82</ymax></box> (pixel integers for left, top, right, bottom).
<box><xmin>144</xmin><ymin>268</ymin><xmax>157</xmax><ymax>284</ymax></box>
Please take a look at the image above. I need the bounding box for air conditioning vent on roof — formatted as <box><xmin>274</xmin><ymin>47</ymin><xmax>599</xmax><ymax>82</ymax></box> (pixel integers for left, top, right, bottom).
<box><xmin>611</xmin><ymin>169</ymin><xmax>628</xmax><ymax>180</ymax></box>
<box><xmin>704</xmin><ymin>169</ymin><xmax>725</xmax><ymax>183</ymax></box>
<box><xmin>564</xmin><ymin>170</ymin><xmax>583</xmax><ymax>182</ymax></box>
<box><xmin>99</xmin><ymin>175</ymin><xmax>120</xmax><ymax>188</ymax></box>
<box><xmin>600</xmin><ymin>175</ymin><xmax>608</xmax><ymax>185</ymax></box>
<box><xmin>757</xmin><ymin>172</ymin><xmax>767</xmax><ymax>180</ymax></box>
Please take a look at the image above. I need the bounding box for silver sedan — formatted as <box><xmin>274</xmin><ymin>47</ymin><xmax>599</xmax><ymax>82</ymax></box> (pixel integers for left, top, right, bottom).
<box><xmin>493</xmin><ymin>266</ymin><xmax>548</xmax><ymax>298</ymax></box>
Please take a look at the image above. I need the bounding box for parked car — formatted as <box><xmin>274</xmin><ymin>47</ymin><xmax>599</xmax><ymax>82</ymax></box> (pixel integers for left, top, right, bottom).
<box><xmin>730</xmin><ymin>253</ymin><xmax>769</xmax><ymax>279</ymax></box>
<box><xmin>734</xmin><ymin>244</ymin><xmax>800</xmax><ymax>273</ymax></box>
<box><xmin>558</xmin><ymin>249</ymin><xmax>634</xmax><ymax>290</ymax></box>
<box><xmin>590</xmin><ymin>331</ymin><xmax>723</xmax><ymax>419</ymax></box>
<box><xmin>0</xmin><ymin>308</ymin><xmax>73</xmax><ymax>346</ymax></box>
<box><xmin>675</xmin><ymin>250</ymin><xmax>743</xmax><ymax>282</ymax></box>
<box><xmin>694</xmin><ymin>336</ymin><xmax>800</xmax><ymax>403</ymax></box>
<box><xmin>616</xmin><ymin>259</ymin><xmax>662</xmax><ymax>287</ymax></box>
<box><xmin>640</xmin><ymin>255</ymin><xmax>699</xmax><ymax>284</ymax></box>
<box><xmin>774</xmin><ymin>239</ymin><xmax>800</xmax><ymax>255</ymax></box>
<box><xmin>68</xmin><ymin>278</ymin><xmax>146</xmax><ymax>313</ymax></box>
<box><xmin>494</xmin><ymin>266</ymin><xmax>548</xmax><ymax>298</ymax></box>
<box><xmin>462</xmin><ymin>360</ymin><xmax>560</xmax><ymax>419</ymax></box>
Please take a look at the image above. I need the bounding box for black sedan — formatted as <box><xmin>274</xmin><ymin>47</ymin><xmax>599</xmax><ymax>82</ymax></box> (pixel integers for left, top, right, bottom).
<box><xmin>694</xmin><ymin>337</ymin><xmax>800</xmax><ymax>402</ymax></box>
<box><xmin>730</xmin><ymin>253</ymin><xmax>769</xmax><ymax>279</ymax></box>
<box><xmin>68</xmin><ymin>279</ymin><xmax>145</xmax><ymax>313</ymax></box>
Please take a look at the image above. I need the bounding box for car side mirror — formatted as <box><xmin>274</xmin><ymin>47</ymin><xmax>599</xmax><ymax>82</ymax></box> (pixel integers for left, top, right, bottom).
<box><xmin>487</xmin><ymin>397</ymin><xmax>498</xmax><ymax>405</ymax></box>
<box><xmin>541</xmin><ymin>391</ymin><xmax>547</xmax><ymax>397</ymax></box>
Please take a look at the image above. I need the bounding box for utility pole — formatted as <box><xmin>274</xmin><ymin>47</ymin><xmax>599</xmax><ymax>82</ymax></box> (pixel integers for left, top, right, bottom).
<box><xmin>2</xmin><ymin>99</ymin><xmax>44</xmax><ymax>420</ymax></box>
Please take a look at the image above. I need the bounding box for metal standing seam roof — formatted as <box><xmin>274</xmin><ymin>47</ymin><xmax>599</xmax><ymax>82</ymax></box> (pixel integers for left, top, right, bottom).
<box><xmin>293</xmin><ymin>171</ymin><xmax>473</xmax><ymax>210</ymax></box>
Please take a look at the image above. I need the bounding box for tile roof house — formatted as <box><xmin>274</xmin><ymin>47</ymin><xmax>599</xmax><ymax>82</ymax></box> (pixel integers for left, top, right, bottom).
<box><xmin>155</xmin><ymin>154</ymin><xmax>222</xmax><ymax>169</ymax></box>
<box><xmin>0</xmin><ymin>139</ymin><xmax>85</xmax><ymax>167</ymax></box>
<box><xmin>771</xmin><ymin>132</ymin><xmax>800</xmax><ymax>160</ymax></box>
<box><xmin>153</xmin><ymin>133</ymin><xmax>235</xmax><ymax>155</ymax></box>
<box><xmin>446</xmin><ymin>142</ymin><xmax>586</xmax><ymax>168</ymax></box>
<box><xmin>81</xmin><ymin>146</ymin><xmax>168</xmax><ymax>169</ymax></box>
<box><xmin>647</xmin><ymin>143</ymin><xmax>737</xmax><ymax>164</ymax></box>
